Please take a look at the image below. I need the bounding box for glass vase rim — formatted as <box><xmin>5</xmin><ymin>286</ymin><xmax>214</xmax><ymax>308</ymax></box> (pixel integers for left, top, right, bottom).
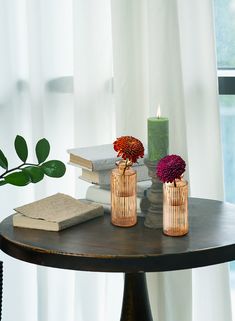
<box><xmin>164</xmin><ymin>179</ymin><xmax>188</xmax><ymax>188</ymax></box>
<box><xmin>115</xmin><ymin>160</ymin><xmax>133</xmax><ymax>168</ymax></box>
<box><xmin>114</xmin><ymin>160</ymin><xmax>135</xmax><ymax>176</ymax></box>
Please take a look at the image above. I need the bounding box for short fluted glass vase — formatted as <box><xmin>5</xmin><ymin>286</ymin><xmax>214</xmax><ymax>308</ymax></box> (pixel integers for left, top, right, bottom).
<box><xmin>111</xmin><ymin>161</ymin><xmax>137</xmax><ymax>227</ymax></box>
<box><xmin>163</xmin><ymin>180</ymin><xmax>188</xmax><ymax>236</ymax></box>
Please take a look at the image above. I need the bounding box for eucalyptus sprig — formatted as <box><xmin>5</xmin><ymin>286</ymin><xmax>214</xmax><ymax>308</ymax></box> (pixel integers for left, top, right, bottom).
<box><xmin>0</xmin><ymin>135</ymin><xmax>66</xmax><ymax>186</ymax></box>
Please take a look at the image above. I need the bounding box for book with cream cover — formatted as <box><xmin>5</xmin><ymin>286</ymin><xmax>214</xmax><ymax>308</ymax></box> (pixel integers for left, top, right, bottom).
<box><xmin>68</xmin><ymin>144</ymin><xmax>147</xmax><ymax>171</ymax></box>
<box><xmin>85</xmin><ymin>184</ymin><xmax>151</xmax><ymax>215</ymax></box>
<box><xmin>80</xmin><ymin>165</ymin><xmax>150</xmax><ymax>185</ymax></box>
<box><xmin>13</xmin><ymin>193</ymin><xmax>104</xmax><ymax>231</ymax></box>
<box><xmin>86</xmin><ymin>182</ymin><xmax>151</xmax><ymax>200</ymax></box>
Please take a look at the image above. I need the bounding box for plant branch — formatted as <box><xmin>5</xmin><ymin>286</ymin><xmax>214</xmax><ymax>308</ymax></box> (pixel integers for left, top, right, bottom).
<box><xmin>0</xmin><ymin>162</ymin><xmax>39</xmax><ymax>179</ymax></box>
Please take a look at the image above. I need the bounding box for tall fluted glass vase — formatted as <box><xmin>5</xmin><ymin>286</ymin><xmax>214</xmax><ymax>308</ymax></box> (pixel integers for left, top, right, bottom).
<box><xmin>163</xmin><ymin>179</ymin><xmax>188</xmax><ymax>236</ymax></box>
<box><xmin>111</xmin><ymin>160</ymin><xmax>137</xmax><ymax>227</ymax></box>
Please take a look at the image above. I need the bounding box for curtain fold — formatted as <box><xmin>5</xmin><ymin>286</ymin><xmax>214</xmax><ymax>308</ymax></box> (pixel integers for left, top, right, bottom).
<box><xmin>73</xmin><ymin>0</ymin><xmax>115</xmax><ymax>200</ymax></box>
<box><xmin>0</xmin><ymin>1</ymin><xmax>76</xmax><ymax>321</ymax></box>
<box><xmin>0</xmin><ymin>0</ymin><xmax>232</xmax><ymax>321</ymax></box>
<box><xmin>177</xmin><ymin>0</ymin><xmax>224</xmax><ymax>200</ymax></box>
<box><xmin>111</xmin><ymin>0</ymin><xmax>149</xmax><ymax>142</ymax></box>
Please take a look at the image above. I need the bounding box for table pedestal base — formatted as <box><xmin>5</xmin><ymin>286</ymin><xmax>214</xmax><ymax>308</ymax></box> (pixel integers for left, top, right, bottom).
<box><xmin>120</xmin><ymin>273</ymin><xmax>153</xmax><ymax>321</ymax></box>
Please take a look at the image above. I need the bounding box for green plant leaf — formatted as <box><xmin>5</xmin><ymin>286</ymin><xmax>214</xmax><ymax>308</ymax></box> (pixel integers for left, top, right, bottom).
<box><xmin>22</xmin><ymin>166</ymin><xmax>44</xmax><ymax>183</ymax></box>
<box><xmin>0</xmin><ymin>180</ymin><xmax>7</xmax><ymax>186</ymax></box>
<box><xmin>15</xmin><ymin>135</ymin><xmax>28</xmax><ymax>162</ymax></box>
<box><xmin>0</xmin><ymin>149</ymin><xmax>8</xmax><ymax>169</ymax></box>
<box><xmin>5</xmin><ymin>171</ymin><xmax>31</xmax><ymax>186</ymax></box>
<box><xmin>41</xmin><ymin>160</ymin><xmax>66</xmax><ymax>178</ymax></box>
<box><xmin>36</xmin><ymin>138</ymin><xmax>50</xmax><ymax>164</ymax></box>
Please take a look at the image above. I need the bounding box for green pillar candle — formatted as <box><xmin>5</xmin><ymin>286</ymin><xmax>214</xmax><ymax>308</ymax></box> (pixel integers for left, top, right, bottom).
<box><xmin>147</xmin><ymin>116</ymin><xmax>169</xmax><ymax>161</ymax></box>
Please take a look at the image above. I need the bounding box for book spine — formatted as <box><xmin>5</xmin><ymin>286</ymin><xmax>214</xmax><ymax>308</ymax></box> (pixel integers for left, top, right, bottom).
<box><xmin>86</xmin><ymin>186</ymin><xmax>111</xmax><ymax>204</ymax></box>
<box><xmin>80</xmin><ymin>166</ymin><xmax>150</xmax><ymax>185</ymax></box>
<box><xmin>83</xmin><ymin>198</ymin><xmax>146</xmax><ymax>216</ymax></box>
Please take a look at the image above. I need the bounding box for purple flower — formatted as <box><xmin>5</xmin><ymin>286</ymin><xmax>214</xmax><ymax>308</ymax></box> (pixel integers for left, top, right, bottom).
<box><xmin>156</xmin><ymin>155</ymin><xmax>186</xmax><ymax>183</ymax></box>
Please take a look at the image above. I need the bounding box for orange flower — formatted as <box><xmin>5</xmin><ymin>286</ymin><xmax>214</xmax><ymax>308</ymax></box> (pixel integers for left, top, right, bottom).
<box><xmin>113</xmin><ymin>136</ymin><xmax>144</xmax><ymax>164</ymax></box>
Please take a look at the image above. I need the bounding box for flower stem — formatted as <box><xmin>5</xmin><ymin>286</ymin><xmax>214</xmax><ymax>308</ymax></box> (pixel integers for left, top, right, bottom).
<box><xmin>123</xmin><ymin>159</ymin><xmax>128</xmax><ymax>175</ymax></box>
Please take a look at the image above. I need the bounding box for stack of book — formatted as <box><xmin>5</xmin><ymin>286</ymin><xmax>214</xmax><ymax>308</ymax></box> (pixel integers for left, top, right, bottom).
<box><xmin>68</xmin><ymin>144</ymin><xmax>151</xmax><ymax>216</ymax></box>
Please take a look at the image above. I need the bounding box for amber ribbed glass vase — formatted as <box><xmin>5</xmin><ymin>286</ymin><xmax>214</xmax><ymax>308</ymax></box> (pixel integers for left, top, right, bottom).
<box><xmin>163</xmin><ymin>180</ymin><xmax>188</xmax><ymax>236</ymax></box>
<box><xmin>111</xmin><ymin>161</ymin><xmax>137</xmax><ymax>227</ymax></box>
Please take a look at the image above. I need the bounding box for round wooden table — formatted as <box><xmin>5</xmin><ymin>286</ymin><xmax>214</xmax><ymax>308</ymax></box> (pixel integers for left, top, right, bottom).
<box><xmin>1</xmin><ymin>198</ymin><xmax>235</xmax><ymax>321</ymax></box>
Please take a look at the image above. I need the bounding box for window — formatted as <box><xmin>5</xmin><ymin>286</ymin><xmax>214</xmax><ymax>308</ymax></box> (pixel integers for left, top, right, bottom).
<box><xmin>215</xmin><ymin>0</ymin><xmax>235</xmax><ymax>203</ymax></box>
<box><xmin>214</xmin><ymin>0</ymin><xmax>235</xmax><ymax>316</ymax></box>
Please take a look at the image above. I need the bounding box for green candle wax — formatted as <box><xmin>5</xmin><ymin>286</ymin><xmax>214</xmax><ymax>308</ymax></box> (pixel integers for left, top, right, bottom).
<box><xmin>147</xmin><ymin>117</ymin><xmax>169</xmax><ymax>161</ymax></box>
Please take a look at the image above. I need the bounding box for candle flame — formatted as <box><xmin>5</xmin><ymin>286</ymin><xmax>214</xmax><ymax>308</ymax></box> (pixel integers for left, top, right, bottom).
<box><xmin>157</xmin><ymin>105</ymin><xmax>161</xmax><ymax>118</ymax></box>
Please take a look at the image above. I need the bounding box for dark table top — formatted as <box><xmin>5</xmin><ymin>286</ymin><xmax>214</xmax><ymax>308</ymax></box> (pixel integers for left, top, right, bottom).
<box><xmin>1</xmin><ymin>198</ymin><xmax>235</xmax><ymax>273</ymax></box>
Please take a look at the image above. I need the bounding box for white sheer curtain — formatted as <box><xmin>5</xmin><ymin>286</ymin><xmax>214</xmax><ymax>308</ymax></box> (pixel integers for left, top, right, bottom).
<box><xmin>111</xmin><ymin>1</ymin><xmax>231</xmax><ymax>321</ymax></box>
<box><xmin>0</xmin><ymin>1</ymin><xmax>76</xmax><ymax>321</ymax></box>
<box><xmin>0</xmin><ymin>0</ymin><xmax>232</xmax><ymax>321</ymax></box>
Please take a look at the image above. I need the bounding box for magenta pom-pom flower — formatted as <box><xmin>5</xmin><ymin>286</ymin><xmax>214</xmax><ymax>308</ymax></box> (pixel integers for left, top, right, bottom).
<box><xmin>156</xmin><ymin>154</ymin><xmax>186</xmax><ymax>183</ymax></box>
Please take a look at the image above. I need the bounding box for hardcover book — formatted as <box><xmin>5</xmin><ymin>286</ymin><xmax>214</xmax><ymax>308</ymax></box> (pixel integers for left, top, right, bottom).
<box><xmin>80</xmin><ymin>198</ymin><xmax>150</xmax><ymax>217</ymax></box>
<box><xmin>86</xmin><ymin>181</ymin><xmax>151</xmax><ymax>198</ymax></box>
<box><xmin>84</xmin><ymin>185</ymin><xmax>150</xmax><ymax>217</ymax></box>
<box><xmin>80</xmin><ymin>165</ymin><xmax>150</xmax><ymax>185</ymax></box>
<box><xmin>13</xmin><ymin>193</ymin><xmax>104</xmax><ymax>231</ymax></box>
<box><xmin>85</xmin><ymin>184</ymin><xmax>150</xmax><ymax>206</ymax></box>
<box><xmin>67</xmin><ymin>144</ymin><xmax>147</xmax><ymax>171</ymax></box>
